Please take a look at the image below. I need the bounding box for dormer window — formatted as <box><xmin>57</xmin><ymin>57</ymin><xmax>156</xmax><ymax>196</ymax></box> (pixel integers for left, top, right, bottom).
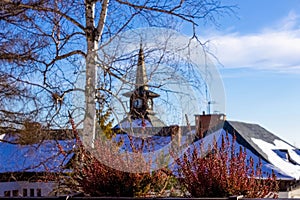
<box><xmin>273</xmin><ymin>149</ymin><xmax>298</xmax><ymax>165</ymax></box>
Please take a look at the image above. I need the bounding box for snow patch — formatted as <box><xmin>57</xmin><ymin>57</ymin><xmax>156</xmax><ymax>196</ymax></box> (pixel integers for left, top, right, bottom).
<box><xmin>115</xmin><ymin>119</ymin><xmax>153</xmax><ymax>129</ymax></box>
<box><xmin>252</xmin><ymin>138</ymin><xmax>300</xmax><ymax>179</ymax></box>
<box><xmin>0</xmin><ymin>134</ymin><xmax>5</xmax><ymax>141</ymax></box>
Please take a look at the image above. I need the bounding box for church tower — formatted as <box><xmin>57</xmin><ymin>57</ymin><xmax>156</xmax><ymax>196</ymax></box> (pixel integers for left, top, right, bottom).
<box><xmin>119</xmin><ymin>44</ymin><xmax>165</xmax><ymax>128</ymax></box>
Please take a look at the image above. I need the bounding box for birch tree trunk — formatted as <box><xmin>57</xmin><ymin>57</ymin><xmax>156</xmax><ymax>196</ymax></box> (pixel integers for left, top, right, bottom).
<box><xmin>83</xmin><ymin>0</ymin><xmax>109</xmax><ymax>147</ymax></box>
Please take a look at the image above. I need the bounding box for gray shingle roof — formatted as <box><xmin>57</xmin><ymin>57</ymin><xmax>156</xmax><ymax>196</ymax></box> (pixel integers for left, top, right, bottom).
<box><xmin>225</xmin><ymin>120</ymin><xmax>295</xmax><ymax>163</ymax></box>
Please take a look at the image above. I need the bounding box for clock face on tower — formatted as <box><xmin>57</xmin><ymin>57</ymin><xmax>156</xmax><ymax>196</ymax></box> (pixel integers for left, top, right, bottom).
<box><xmin>133</xmin><ymin>98</ymin><xmax>143</xmax><ymax>108</ymax></box>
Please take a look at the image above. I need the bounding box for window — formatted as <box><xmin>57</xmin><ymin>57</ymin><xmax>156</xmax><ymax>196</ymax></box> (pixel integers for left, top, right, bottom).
<box><xmin>273</xmin><ymin>149</ymin><xmax>298</xmax><ymax>165</ymax></box>
<box><xmin>4</xmin><ymin>191</ymin><xmax>10</xmax><ymax>197</ymax></box>
<box><xmin>294</xmin><ymin>149</ymin><xmax>300</xmax><ymax>156</ymax></box>
<box><xmin>30</xmin><ymin>188</ymin><xmax>34</xmax><ymax>197</ymax></box>
<box><xmin>37</xmin><ymin>188</ymin><xmax>41</xmax><ymax>197</ymax></box>
<box><xmin>12</xmin><ymin>190</ymin><xmax>19</xmax><ymax>197</ymax></box>
<box><xmin>273</xmin><ymin>149</ymin><xmax>288</xmax><ymax>160</ymax></box>
<box><xmin>23</xmin><ymin>189</ymin><xmax>28</xmax><ymax>197</ymax></box>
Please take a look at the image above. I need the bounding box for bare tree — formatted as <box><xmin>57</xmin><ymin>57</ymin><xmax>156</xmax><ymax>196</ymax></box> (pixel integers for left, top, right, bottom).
<box><xmin>0</xmin><ymin>0</ymin><xmax>235</xmax><ymax>145</ymax></box>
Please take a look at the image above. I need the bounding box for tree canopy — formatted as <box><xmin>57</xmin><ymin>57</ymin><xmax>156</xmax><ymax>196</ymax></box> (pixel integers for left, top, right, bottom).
<box><xmin>0</xmin><ymin>0</ymin><xmax>235</xmax><ymax>145</ymax></box>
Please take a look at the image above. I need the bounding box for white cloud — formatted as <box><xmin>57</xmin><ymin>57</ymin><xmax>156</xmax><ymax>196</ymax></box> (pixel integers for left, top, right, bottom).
<box><xmin>275</xmin><ymin>10</ymin><xmax>300</xmax><ymax>31</ymax></box>
<box><xmin>205</xmin><ymin>13</ymin><xmax>300</xmax><ymax>73</ymax></box>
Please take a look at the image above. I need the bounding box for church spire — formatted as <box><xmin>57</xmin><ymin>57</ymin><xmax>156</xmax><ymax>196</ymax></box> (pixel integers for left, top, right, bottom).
<box><xmin>116</xmin><ymin>43</ymin><xmax>166</xmax><ymax>128</ymax></box>
<box><xmin>135</xmin><ymin>43</ymin><xmax>148</xmax><ymax>90</ymax></box>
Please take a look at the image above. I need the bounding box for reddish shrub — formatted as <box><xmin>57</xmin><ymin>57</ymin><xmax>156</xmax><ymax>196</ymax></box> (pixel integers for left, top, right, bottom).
<box><xmin>60</xmin><ymin>114</ymin><xmax>175</xmax><ymax>197</ymax></box>
<box><xmin>175</xmin><ymin>132</ymin><xmax>278</xmax><ymax>198</ymax></box>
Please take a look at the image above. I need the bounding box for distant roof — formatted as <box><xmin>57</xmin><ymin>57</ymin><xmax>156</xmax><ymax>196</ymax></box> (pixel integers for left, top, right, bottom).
<box><xmin>1</xmin><ymin>119</ymin><xmax>298</xmax><ymax>181</ymax></box>
<box><xmin>225</xmin><ymin>121</ymin><xmax>287</xmax><ymax>162</ymax></box>
<box><xmin>112</xmin><ymin>119</ymin><xmax>300</xmax><ymax>180</ymax></box>
<box><xmin>218</xmin><ymin>121</ymin><xmax>300</xmax><ymax>180</ymax></box>
<box><xmin>111</xmin><ymin>127</ymin><xmax>294</xmax><ymax>180</ymax></box>
<box><xmin>198</xmin><ymin>128</ymin><xmax>295</xmax><ymax>180</ymax></box>
<box><xmin>114</xmin><ymin>116</ymin><xmax>166</xmax><ymax>130</ymax></box>
<box><xmin>0</xmin><ymin>137</ymin><xmax>76</xmax><ymax>173</ymax></box>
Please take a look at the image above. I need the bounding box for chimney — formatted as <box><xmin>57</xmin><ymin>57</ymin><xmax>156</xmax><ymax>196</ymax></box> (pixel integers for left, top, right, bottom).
<box><xmin>170</xmin><ymin>125</ymin><xmax>181</xmax><ymax>154</ymax></box>
<box><xmin>195</xmin><ymin>112</ymin><xmax>226</xmax><ymax>138</ymax></box>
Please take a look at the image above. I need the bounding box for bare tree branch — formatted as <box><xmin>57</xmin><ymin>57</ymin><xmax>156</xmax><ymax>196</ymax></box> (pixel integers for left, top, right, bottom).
<box><xmin>96</xmin><ymin>0</ymin><xmax>109</xmax><ymax>42</ymax></box>
<box><xmin>2</xmin><ymin>0</ymin><xmax>86</xmax><ymax>31</ymax></box>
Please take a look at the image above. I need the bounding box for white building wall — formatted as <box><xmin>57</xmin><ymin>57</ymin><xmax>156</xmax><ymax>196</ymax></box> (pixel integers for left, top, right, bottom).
<box><xmin>289</xmin><ymin>187</ymin><xmax>300</xmax><ymax>198</ymax></box>
<box><xmin>0</xmin><ymin>181</ymin><xmax>57</xmax><ymax>197</ymax></box>
<box><xmin>278</xmin><ymin>191</ymin><xmax>289</xmax><ymax>198</ymax></box>
<box><xmin>278</xmin><ymin>188</ymin><xmax>300</xmax><ymax>198</ymax></box>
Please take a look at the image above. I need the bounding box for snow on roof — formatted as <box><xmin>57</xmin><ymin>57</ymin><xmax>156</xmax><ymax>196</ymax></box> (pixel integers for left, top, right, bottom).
<box><xmin>108</xmin><ymin>130</ymin><xmax>197</xmax><ymax>172</ymax></box>
<box><xmin>113</xmin><ymin>134</ymin><xmax>172</xmax><ymax>152</ymax></box>
<box><xmin>114</xmin><ymin>116</ymin><xmax>166</xmax><ymax>130</ymax></box>
<box><xmin>112</xmin><ymin>129</ymin><xmax>197</xmax><ymax>153</ymax></box>
<box><xmin>252</xmin><ymin>138</ymin><xmax>300</xmax><ymax>179</ymax></box>
<box><xmin>111</xmin><ymin>127</ymin><xmax>294</xmax><ymax>180</ymax></box>
<box><xmin>1</xmin><ymin>119</ymin><xmax>295</xmax><ymax>181</ymax></box>
<box><xmin>0</xmin><ymin>139</ymin><xmax>76</xmax><ymax>173</ymax></box>
<box><xmin>174</xmin><ymin>129</ymin><xmax>293</xmax><ymax>180</ymax></box>
<box><xmin>114</xmin><ymin>119</ymin><xmax>153</xmax><ymax>129</ymax></box>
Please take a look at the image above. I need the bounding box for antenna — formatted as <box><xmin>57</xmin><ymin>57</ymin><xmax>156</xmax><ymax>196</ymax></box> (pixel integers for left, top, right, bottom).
<box><xmin>205</xmin><ymin>83</ymin><xmax>216</xmax><ymax>114</ymax></box>
<box><xmin>208</xmin><ymin>100</ymin><xmax>216</xmax><ymax>114</ymax></box>
<box><xmin>205</xmin><ymin>83</ymin><xmax>209</xmax><ymax>114</ymax></box>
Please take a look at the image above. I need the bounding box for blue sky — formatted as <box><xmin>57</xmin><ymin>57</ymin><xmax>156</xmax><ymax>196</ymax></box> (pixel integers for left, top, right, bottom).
<box><xmin>202</xmin><ymin>0</ymin><xmax>300</xmax><ymax>147</ymax></box>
